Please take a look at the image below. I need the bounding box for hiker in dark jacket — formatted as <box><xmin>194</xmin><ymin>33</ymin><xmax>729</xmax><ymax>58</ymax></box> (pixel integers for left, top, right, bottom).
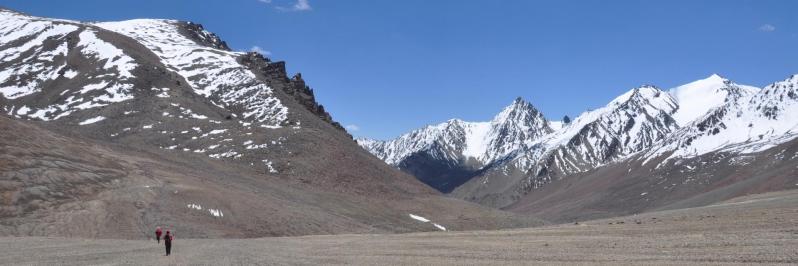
<box><xmin>164</xmin><ymin>231</ymin><xmax>174</xmax><ymax>256</ymax></box>
<box><xmin>155</xmin><ymin>227</ymin><xmax>163</xmax><ymax>243</ymax></box>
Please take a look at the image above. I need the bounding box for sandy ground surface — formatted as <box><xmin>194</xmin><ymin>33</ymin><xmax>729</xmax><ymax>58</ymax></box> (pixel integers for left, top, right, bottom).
<box><xmin>1</xmin><ymin>189</ymin><xmax>797</xmax><ymax>265</ymax></box>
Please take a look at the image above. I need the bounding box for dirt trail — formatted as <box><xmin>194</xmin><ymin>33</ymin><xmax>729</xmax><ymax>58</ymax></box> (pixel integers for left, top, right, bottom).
<box><xmin>1</xmin><ymin>189</ymin><xmax>797</xmax><ymax>265</ymax></box>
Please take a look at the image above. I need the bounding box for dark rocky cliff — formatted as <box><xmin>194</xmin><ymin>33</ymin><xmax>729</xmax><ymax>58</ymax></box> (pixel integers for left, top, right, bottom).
<box><xmin>240</xmin><ymin>52</ymin><xmax>348</xmax><ymax>135</ymax></box>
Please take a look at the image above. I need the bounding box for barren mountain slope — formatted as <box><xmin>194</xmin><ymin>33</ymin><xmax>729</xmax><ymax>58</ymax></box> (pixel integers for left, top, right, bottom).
<box><xmin>0</xmin><ymin>110</ymin><xmax>538</xmax><ymax>238</ymax></box>
<box><xmin>0</xmin><ymin>9</ymin><xmax>539</xmax><ymax>238</ymax></box>
<box><xmin>507</xmin><ymin>136</ymin><xmax>798</xmax><ymax>223</ymax></box>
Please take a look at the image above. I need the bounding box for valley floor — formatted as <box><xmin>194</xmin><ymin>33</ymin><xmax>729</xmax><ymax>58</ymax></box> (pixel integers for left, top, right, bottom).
<box><xmin>2</xmin><ymin>190</ymin><xmax>798</xmax><ymax>265</ymax></box>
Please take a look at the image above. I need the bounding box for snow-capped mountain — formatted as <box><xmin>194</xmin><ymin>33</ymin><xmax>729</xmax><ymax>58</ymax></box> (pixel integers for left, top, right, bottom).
<box><xmin>357</xmin><ymin>98</ymin><xmax>552</xmax><ymax>192</ymax></box>
<box><xmin>506</xmin><ymin>74</ymin><xmax>798</xmax><ymax>222</ymax></box>
<box><xmin>668</xmin><ymin>74</ymin><xmax>759</xmax><ymax>126</ymax></box>
<box><xmin>646</xmin><ymin>74</ymin><xmax>798</xmax><ymax>161</ymax></box>
<box><xmin>0</xmin><ymin>9</ymin><xmax>338</xmax><ymax>174</ymax></box>
<box><xmin>359</xmin><ymin>98</ymin><xmax>551</xmax><ymax>165</ymax></box>
<box><xmin>0</xmin><ymin>11</ymin><xmax>290</xmax><ymax>126</ymax></box>
<box><xmin>482</xmin><ymin>97</ymin><xmax>553</xmax><ymax>163</ymax></box>
<box><xmin>360</xmin><ymin>73</ymin><xmax>798</xmax><ymax>210</ymax></box>
<box><xmin>94</xmin><ymin>19</ymin><xmax>290</xmax><ymax>125</ymax></box>
<box><xmin>453</xmin><ymin>85</ymin><xmax>682</xmax><ymax>206</ymax></box>
<box><xmin>524</xmin><ymin>85</ymin><xmax>679</xmax><ymax>175</ymax></box>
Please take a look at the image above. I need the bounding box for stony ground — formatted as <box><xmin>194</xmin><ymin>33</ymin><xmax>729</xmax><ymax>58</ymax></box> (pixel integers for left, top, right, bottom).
<box><xmin>1</xmin><ymin>189</ymin><xmax>797</xmax><ymax>265</ymax></box>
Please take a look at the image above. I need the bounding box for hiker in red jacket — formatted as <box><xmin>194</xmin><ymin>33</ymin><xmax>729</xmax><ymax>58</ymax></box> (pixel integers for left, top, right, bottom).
<box><xmin>164</xmin><ymin>231</ymin><xmax>174</xmax><ymax>256</ymax></box>
<box><xmin>155</xmin><ymin>227</ymin><xmax>163</xmax><ymax>243</ymax></box>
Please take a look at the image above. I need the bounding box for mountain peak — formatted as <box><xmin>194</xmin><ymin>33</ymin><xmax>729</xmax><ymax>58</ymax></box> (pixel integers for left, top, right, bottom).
<box><xmin>508</xmin><ymin>96</ymin><xmax>535</xmax><ymax>109</ymax></box>
<box><xmin>638</xmin><ymin>84</ymin><xmax>660</xmax><ymax>89</ymax></box>
<box><xmin>609</xmin><ymin>85</ymin><xmax>666</xmax><ymax>107</ymax></box>
<box><xmin>492</xmin><ymin>97</ymin><xmax>541</xmax><ymax>123</ymax></box>
<box><xmin>668</xmin><ymin>74</ymin><xmax>757</xmax><ymax>126</ymax></box>
<box><xmin>707</xmin><ymin>73</ymin><xmax>725</xmax><ymax>80</ymax></box>
<box><xmin>633</xmin><ymin>85</ymin><xmax>666</xmax><ymax>99</ymax></box>
<box><xmin>669</xmin><ymin>74</ymin><xmax>730</xmax><ymax>95</ymax></box>
<box><xmin>507</xmin><ymin>97</ymin><xmax>531</xmax><ymax>109</ymax></box>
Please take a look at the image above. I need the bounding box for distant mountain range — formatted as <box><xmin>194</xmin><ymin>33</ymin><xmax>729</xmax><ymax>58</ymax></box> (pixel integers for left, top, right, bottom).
<box><xmin>359</xmin><ymin>73</ymin><xmax>798</xmax><ymax>219</ymax></box>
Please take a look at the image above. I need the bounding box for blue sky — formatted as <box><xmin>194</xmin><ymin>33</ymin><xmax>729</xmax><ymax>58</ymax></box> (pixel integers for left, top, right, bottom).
<box><xmin>3</xmin><ymin>0</ymin><xmax>797</xmax><ymax>139</ymax></box>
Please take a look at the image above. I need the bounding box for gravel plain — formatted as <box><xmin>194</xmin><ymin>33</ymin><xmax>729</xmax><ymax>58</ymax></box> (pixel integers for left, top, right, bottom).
<box><xmin>2</xmin><ymin>190</ymin><xmax>797</xmax><ymax>265</ymax></box>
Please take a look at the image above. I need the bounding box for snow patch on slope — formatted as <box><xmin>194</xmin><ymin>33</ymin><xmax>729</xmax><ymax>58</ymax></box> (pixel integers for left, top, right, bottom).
<box><xmin>95</xmin><ymin>19</ymin><xmax>288</xmax><ymax>127</ymax></box>
<box><xmin>647</xmin><ymin>74</ymin><xmax>798</xmax><ymax>161</ymax></box>
<box><xmin>462</xmin><ymin>122</ymin><xmax>491</xmax><ymax>159</ymax></box>
<box><xmin>408</xmin><ymin>213</ymin><xmax>446</xmax><ymax>231</ymax></box>
<box><xmin>78</xmin><ymin>116</ymin><xmax>106</xmax><ymax>125</ymax></box>
<box><xmin>0</xmin><ymin>11</ymin><xmax>139</xmax><ymax>120</ymax></box>
<box><xmin>0</xmin><ymin>11</ymin><xmax>79</xmax><ymax>99</ymax></box>
<box><xmin>76</xmin><ymin>29</ymin><xmax>137</xmax><ymax>78</ymax></box>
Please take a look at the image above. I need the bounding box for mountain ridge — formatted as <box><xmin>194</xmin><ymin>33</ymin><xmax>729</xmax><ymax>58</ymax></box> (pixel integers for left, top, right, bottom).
<box><xmin>359</xmin><ymin>73</ymin><xmax>798</xmax><ymax>214</ymax></box>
